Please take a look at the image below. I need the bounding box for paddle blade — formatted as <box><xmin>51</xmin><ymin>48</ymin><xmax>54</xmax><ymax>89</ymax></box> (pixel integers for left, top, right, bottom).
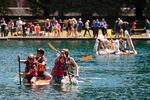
<box><xmin>80</xmin><ymin>55</ymin><xmax>93</xmax><ymax>61</ymax></box>
<box><xmin>48</xmin><ymin>42</ymin><xmax>57</xmax><ymax>52</ymax></box>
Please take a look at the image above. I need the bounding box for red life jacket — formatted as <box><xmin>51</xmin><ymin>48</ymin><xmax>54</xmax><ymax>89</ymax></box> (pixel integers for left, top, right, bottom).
<box><xmin>51</xmin><ymin>61</ymin><xmax>66</xmax><ymax>78</ymax></box>
<box><xmin>25</xmin><ymin>61</ymin><xmax>38</xmax><ymax>76</ymax></box>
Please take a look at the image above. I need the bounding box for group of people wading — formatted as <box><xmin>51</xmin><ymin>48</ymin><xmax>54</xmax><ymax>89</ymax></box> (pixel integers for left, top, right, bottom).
<box><xmin>18</xmin><ymin>48</ymin><xmax>79</xmax><ymax>84</ymax></box>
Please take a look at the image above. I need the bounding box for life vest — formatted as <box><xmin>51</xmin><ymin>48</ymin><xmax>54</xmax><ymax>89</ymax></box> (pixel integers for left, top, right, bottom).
<box><xmin>37</xmin><ymin>65</ymin><xmax>46</xmax><ymax>72</ymax></box>
<box><xmin>25</xmin><ymin>61</ymin><xmax>37</xmax><ymax>76</ymax></box>
<box><xmin>36</xmin><ymin>57</ymin><xmax>46</xmax><ymax>72</ymax></box>
<box><xmin>51</xmin><ymin>61</ymin><xmax>66</xmax><ymax>78</ymax></box>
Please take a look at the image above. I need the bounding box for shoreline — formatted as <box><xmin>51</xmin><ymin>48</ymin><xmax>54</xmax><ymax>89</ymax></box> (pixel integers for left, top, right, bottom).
<box><xmin>0</xmin><ymin>36</ymin><xmax>150</xmax><ymax>41</ymax></box>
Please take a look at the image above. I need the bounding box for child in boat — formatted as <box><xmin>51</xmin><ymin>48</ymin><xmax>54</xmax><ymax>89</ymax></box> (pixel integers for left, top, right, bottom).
<box><xmin>36</xmin><ymin>48</ymin><xmax>51</xmax><ymax>80</ymax></box>
<box><xmin>19</xmin><ymin>53</ymin><xmax>38</xmax><ymax>84</ymax></box>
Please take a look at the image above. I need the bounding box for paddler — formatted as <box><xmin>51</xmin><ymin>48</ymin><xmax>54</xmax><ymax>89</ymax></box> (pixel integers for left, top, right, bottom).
<box><xmin>50</xmin><ymin>50</ymin><xmax>67</xmax><ymax>84</ymax></box>
<box><xmin>50</xmin><ymin>48</ymin><xmax>79</xmax><ymax>84</ymax></box>
<box><xmin>36</xmin><ymin>48</ymin><xmax>51</xmax><ymax>80</ymax></box>
<box><xmin>19</xmin><ymin>53</ymin><xmax>38</xmax><ymax>84</ymax></box>
<box><xmin>61</xmin><ymin>48</ymin><xmax>79</xmax><ymax>78</ymax></box>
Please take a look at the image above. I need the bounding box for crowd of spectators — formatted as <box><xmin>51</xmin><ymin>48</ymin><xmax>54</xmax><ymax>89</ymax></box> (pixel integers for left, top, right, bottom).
<box><xmin>0</xmin><ymin>17</ymin><xmax>149</xmax><ymax>38</ymax></box>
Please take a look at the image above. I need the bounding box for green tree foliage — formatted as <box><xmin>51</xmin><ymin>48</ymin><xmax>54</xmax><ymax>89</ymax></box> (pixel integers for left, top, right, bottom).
<box><xmin>144</xmin><ymin>0</ymin><xmax>150</xmax><ymax>17</ymax></box>
<box><xmin>27</xmin><ymin>0</ymin><xmax>53</xmax><ymax>16</ymax></box>
<box><xmin>27</xmin><ymin>0</ymin><xmax>148</xmax><ymax>17</ymax></box>
<box><xmin>0</xmin><ymin>0</ymin><xmax>11</xmax><ymax>16</ymax></box>
<box><xmin>27</xmin><ymin>0</ymin><xmax>125</xmax><ymax>16</ymax></box>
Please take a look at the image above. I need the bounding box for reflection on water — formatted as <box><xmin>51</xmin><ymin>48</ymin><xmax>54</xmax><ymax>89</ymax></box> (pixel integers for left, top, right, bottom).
<box><xmin>0</xmin><ymin>40</ymin><xmax>150</xmax><ymax>99</ymax></box>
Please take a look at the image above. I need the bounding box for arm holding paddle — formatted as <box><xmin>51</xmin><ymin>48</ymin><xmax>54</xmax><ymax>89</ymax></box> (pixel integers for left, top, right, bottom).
<box><xmin>66</xmin><ymin>57</ymin><xmax>79</xmax><ymax>78</ymax></box>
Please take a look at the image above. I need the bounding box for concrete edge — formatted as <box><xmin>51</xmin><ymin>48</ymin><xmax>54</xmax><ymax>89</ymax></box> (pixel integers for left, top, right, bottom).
<box><xmin>0</xmin><ymin>37</ymin><xmax>150</xmax><ymax>41</ymax></box>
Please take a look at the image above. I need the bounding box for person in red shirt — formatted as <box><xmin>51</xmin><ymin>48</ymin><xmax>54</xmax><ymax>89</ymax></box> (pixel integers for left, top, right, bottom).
<box><xmin>19</xmin><ymin>53</ymin><xmax>38</xmax><ymax>84</ymax></box>
<box><xmin>50</xmin><ymin>50</ymin><xmax>67</xmax><ymax>84</ymax></box>
<box><xmin>131</xmin><ymin>21</ymin><xmax>137</xmax><ymax>34</ymax></box>
<box><xmin>35</xmin><ymin>24</ymin><xmax>41</xmax><ymax>36</ymax></box>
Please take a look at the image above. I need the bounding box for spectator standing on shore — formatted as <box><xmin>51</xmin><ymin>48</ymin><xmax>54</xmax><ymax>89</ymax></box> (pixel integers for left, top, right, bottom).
<box><xmin>35</xmin><ymin>24</ymin><xmax>41</xmax><ymax>36</ymax></box>
<box><xmin>114</xmin><ymin>18</ymin><xmax>123</xmax><ymax>38</ymax></box>
<box><xmin>44</xmin><ymin>19</ymin><xmax>50</xmax><ymax>36</ymax></box>
<box><xmin>94</xmin><ymin>19</ymin><xmax>101</xmax><ymax>38</ymax></box>
<box><xmin>91</xmin><ymin>20</ymin><xmax>96</xmax><ymax>38</ymax></box>
<box><xmin>0</xmin><ymin>18</ymin><xmax>8</xmax><ymax>37</ymax></box>
<box><xmin>77</xmin><ymin>18</ymin><xmax>84</xmax><ymax>35</ymax></box>
<box><xmin>22</xmin><ymin>21</ymin><xmax>26</xmax><ymax>37</ymax></box>
<box><xmin>83</xmin><ymin>20</ymin><xmax>91</xmax><ymax>37</ymax></box>
<box><xmin>8</xmin><ymin>19</ymin><xmax>15</xmax><ymax>36</ymax></box>
<box><xmin>27</xmin><ymin>22</ymin><xmax>34</xmax><ymax>35</ymax></box>
<box><xmin>130</xmin><ymin>20</ymin><xmax>137</xmax><ymax>34</ymax></box>
<box><xmin>145</xmin><ymin>19</ymin><xmax>150</xmax><ymax>38</ymax></box>
<box><xmin>16</xmin><ymin>17</ymin><xmax>23</xmax><ymax>35</ymax></box>
<box><xmin>72</xmin><ymin>18</ymin><xmax>78</xmax><ymax>37</ymax></box>
<box><xmin>59</xmin><ymin>19</ymin><xmax>63</xmax><ymax>33</ymax></box>
<box><xmin>101</xmin><ymin>18</ymin><xmax>108</xmax><ymax>37</ymax></box>
<box><xmin>53</xmin><ymin>21</ymin><xmax>61</xmax><ymax>37</ymax></box>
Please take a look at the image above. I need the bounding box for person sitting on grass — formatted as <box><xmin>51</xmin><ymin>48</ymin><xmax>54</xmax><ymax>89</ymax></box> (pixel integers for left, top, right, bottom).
<box><xmin>18</xmin><ymin>53</ymin><xmax>38</xmax><ymax>84</ymax></box>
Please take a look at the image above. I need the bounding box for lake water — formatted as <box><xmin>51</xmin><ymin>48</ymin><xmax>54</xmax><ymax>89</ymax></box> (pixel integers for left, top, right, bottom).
<box><xmin>0</xmin><ymin>40</ymin><xmax>150</xmax><ymax>100</ymax></box>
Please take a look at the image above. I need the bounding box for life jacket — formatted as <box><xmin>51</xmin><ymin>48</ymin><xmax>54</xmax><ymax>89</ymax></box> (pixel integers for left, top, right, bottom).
<box><xmin>51</xmin><ymin>61</ymin><xmax>66</xmax><ymax>78</ymax></box>
<box><xmin>36</xmin><ymin>57</ymin><xmax>46</xmax><ymax>72</ymax></box>
<box><xmin>25</xmin><ymin>61</ymin><xmax>38</xmax><ymax>76</ymax></box>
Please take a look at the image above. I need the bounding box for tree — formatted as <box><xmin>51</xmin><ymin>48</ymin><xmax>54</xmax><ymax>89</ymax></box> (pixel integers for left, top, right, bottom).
<box><xmin>27</xmin><ymin>0</ymin><xmax>53</xmax><ymax>16</ymax></box>
<box><xmin>0</xmin><ymin>0</ymin><xmax>11</xmax><ymax>16</ymax></box>
<box><xmin>26</xmin><ymin>0</ymin><xmax>148</xmax><ymax>17</ymax></box>
<box><xmin>144</xmin><ymin>0</ymin><xmax>150</xmax><ymax>17</ymax></box>
<box><xmin>134</xmin><ymin>0</ymin><xmax>146</xmax><ymax>17</ymax></box>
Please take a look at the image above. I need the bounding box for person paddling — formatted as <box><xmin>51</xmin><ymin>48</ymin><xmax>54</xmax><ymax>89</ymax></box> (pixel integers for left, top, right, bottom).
<box><xmin>62</xmin><ymin>49</ymin><xmax>79</xmax><ymax>78</ymax></box>
<box><xmin>18</xmin><ymin>53</ymin><xmax>38</xmax><ymax>84</ymax></box>
<box><xmin>36</xmin><ymin>48</ymin><xmax>51</xmax><ymax>80</ymax></box>
<box><xmin>50</xmin><ymin>48</ymin><xmax>79</xmax><ymax>84</ymax></box>
<box><xmin>50</xmin><ymin>50</ymin><xmax>67</xmax><ymax>84</ymax></box>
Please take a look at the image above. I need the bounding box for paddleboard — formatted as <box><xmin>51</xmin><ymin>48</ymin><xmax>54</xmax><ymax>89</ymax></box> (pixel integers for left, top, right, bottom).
<box><xmin>23</xmin><ymin>79</ymin><xmax>50</xmax><ymax>86</ymax></box>
<box><xmin>20</xmin><ymin>72</ymin><xmax>50</xmax><ymax>86</ymax></box>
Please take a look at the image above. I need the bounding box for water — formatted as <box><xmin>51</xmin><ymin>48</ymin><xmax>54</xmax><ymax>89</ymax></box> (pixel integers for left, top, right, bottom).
<box><xmin>0</xmin><ymin>40</ymin><xmax>150</xmax><ymax>100</ymax></box>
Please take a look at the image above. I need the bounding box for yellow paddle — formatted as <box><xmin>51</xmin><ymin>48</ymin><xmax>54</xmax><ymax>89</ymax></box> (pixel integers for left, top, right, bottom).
<box><xmin>48</xmin><ymin>42</ymin><xmax>93</xmax><ymax>61</ymax></box>
<box><xmin>48</xmin><ymin>42</ymin><xmax>58</xmax><ymax>52</ymax></box>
